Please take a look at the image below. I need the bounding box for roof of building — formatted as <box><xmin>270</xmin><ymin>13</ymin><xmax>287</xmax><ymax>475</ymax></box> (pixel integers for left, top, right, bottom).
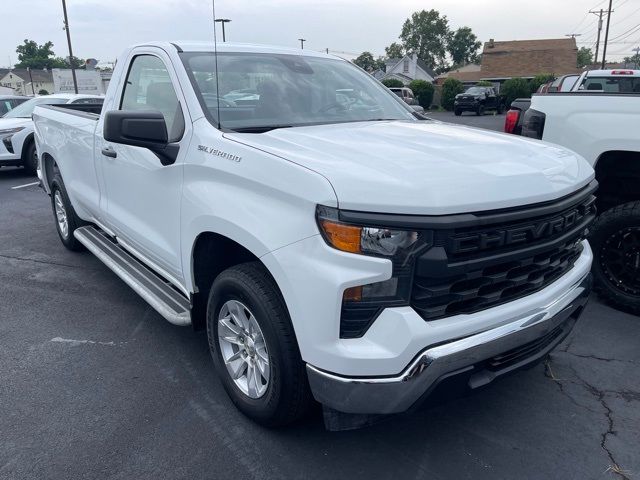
<box><xmin>443</xmin><ymin>38</ymin><xmax>580</xmax><ymax>83</ymax></box>
<box><xmin>0</xmin><ymin>68</ymin><xmax>54</xmax><ymax>83</ymax></box>
<box><xmin>481</xmin><ymin>38</ymin><xmax>580</xmax><ymax>78</ymax></box>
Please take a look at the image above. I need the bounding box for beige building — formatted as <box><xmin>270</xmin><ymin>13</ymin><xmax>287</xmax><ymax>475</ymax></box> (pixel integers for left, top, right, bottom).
<box><xmin>0</xmin><ymin>68</ymin><xmax>54</xmax><ymax>96</ymax></box>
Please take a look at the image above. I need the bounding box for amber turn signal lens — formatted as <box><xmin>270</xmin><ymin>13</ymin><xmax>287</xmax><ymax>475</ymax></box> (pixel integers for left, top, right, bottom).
<box><xmin>343</xmin><ymin>286</ymin><xmax>363</xmax><ymax>302</ymax></box>
<box><xmin>320</xmin><ymin>220</ymin><xmax>362</xmax><ymax>253</ymax></box>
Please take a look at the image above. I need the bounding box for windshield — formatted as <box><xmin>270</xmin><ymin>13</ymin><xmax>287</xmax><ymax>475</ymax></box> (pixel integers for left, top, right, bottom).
<box><xmin>579</xmin><ymin>76</ymin><xmax>640</xmax><ymax>93</ymax></box>
<box><xmin>464</xmin><ymin>87</ymin><xmax>487</xmax><ymax>95</ymax></box>
<box><xmin>3</xmin><ymin>97</ymin><xmax>68</xmax><ymax>118</ymax></box>
<box><xmin>180</xmin><ymin>52</ymin><xmax>415</xmax><ymax>131</ymax></box>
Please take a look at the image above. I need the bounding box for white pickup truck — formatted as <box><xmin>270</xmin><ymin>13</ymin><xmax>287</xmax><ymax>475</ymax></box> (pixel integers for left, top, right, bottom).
<box><xmin>33</xmin><ymin>42</ymin><xmax>595</xmax><ymax>428</ymax></box>
<box><xmin>522</xmin><ymin>91</ymin><xmax>640</xmax><ymax>315</ymax></box>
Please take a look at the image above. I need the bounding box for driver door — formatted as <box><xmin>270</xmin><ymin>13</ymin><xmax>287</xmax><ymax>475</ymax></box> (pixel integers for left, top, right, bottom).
<box><xmin>97</xmin><ymin>50</ymin><xmax>190</xmax><ymax>285</ymax></box>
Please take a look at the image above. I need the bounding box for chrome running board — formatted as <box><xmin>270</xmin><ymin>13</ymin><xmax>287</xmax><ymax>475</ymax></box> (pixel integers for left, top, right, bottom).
<box><xmin>74</xmin><ymin>226</ymin><xmax>191</xmax><ymax>326</ymax></box>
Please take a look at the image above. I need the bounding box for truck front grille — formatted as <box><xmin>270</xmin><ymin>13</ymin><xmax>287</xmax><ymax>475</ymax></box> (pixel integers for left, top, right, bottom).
<box><xmin>411</xmin><ymin>240</ymin><xmax>583</xmax><ymax>320</ymax></box>
<box><xmin>409</xmin><ymin>183</ymin><xmax>596</xmax><ymax>322</ymax></box>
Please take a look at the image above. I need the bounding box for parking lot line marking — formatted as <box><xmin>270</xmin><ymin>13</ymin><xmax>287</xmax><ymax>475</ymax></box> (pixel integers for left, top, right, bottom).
<box><xmin>11</xmin><ymin>181</ymin><xmax>40</xmax><ymax>190</ymax></box>
<box><xmin>50</xmin><ymin>337</ymin><xmax>120</xmax><ymax>346</ymax></box>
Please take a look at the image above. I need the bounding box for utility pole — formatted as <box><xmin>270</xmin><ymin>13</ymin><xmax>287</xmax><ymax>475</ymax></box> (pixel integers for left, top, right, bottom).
<box><xmin>215</xmin><ymin>18</ymin><xmax>231</xmax><ymax>42</ymax></box>
<box><xmin>27</xmin><ymin>67</ymin><xmax>35</xmax><ymax>96</ymax></box>
<box><xmin>565</xmin><ymin>33</ymin><xmax>582</xmax><ymax>38</ymax></box>
<box><xmin>601</xmin><ymin>0</ymin><xmax>613</xmax><ymax>69</ymax></box>
<box><xmin>61</xmin><ymin>0</ymin><xmax>78</xmax><ymax>94</ymax></box>
<box><xmin>589</xmin><ymin>9</ymin><xmax>604</xmax><ymax>64</ymax></box>
<box><xmin>633</xmin><ymin>47</ymin><xmax>640</xmax><ymax>69</ymax></box>
<box><xmin>298</xmin><ymin>38</ymin><xmax>306</xmax><ymax>49</ymax></box>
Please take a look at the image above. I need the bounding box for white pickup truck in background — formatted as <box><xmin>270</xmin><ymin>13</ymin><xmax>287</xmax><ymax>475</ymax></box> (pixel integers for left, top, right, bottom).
<box><xmin>522</xmin><ymin>90</ymin><xmax>640</xmax><ymax>315</ymax></box>
<box><xmin>34</xmin><ymin>41</ymin><xmax>595</xmax><ymax>429</ymax></box>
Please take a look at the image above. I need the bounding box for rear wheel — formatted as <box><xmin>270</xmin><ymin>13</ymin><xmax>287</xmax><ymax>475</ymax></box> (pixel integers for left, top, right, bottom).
<box><xmin>590</xmin><ymin>201</ymin><xmax>640</xmax><ymax>315</ymax></box>
<box><xmin>50</xmin><ymin>175</ymin><xmax>86</xmax><ymax>251</ymax></box>
<box><xmin>206</xmin><ymin>262</ymin><xmax>312</xmax><ymax>426</ymax></box>
<box><xmin>454</xmin><ymin>109</ymin><xmax>462</xmax><ymax>116</ymax></box>
<box><xmin>476</xmin><ymin>105</ymin><xmax>485</xmax><ymax>116</ymax></box>
<box><xmin>23</xmin><ymin>141</ymin><xmax>38</xmax><ymax>175</ymax></box>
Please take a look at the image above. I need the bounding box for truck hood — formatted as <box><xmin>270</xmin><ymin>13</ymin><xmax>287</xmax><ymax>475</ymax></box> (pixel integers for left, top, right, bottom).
<box><xmin>227</xmin><ymin>120</ymin><xmax>594</xmax><ymax>215</ymax></box>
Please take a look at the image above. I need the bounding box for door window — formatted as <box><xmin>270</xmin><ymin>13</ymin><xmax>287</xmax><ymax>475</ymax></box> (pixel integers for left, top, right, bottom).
<box><xmin>120</xmin><ymin>55</ymin><xmax>185</xmax><ymax>142</ymax></box>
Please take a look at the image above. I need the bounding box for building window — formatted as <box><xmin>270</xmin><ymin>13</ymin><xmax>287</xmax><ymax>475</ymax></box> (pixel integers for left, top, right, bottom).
<box><xmin>403</xmin><ymin>59</ymin><xmax>409</xmax><ymax>73</ymax></box>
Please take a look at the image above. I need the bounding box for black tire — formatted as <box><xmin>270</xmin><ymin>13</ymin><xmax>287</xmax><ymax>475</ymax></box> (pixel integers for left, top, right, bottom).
<box><xmin>476</xmin><ymin>105</ymin><xmax>485</xmax><ymax>116</ymax></box>
<box><xmin>50</xmin><ymin>175</ymin><xmax>86</xmax><ymax>251</ymax></box>
<box><xmin>206</xmin><ymin>262</ymin><xmax>312</xmax><ymax>427</ymax></box>
<box><xmin>497</xmin><ymin>104</ymin><xmax>504</xmax><ymax>114</ymax></box>
<box><xmin>454</xmin><ymin>109</ymin><xmax>462</xmax><ymax>116</ymax></box>
<box><xmin>590</xmin><ymin>201</ymin><xmax>640</xmax><ymax>315</ymax></box>
<box><xmin>23</xmin><ymin>141</ymin><xmax>38</xmax><ymax>176</ymax></box>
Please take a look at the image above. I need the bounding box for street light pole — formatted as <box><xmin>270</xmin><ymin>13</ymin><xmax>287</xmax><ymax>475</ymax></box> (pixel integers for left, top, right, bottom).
<box><xmin>298</xmin><ymin>38</ymin><xmax>306</xmax><ymax>49</ymax></box>
<box><xmin>61</xmin><ymin>0</ymin><xmax>78</xmax><ymax>93</ymax></box>
<box><xmin>215</xmin><ymin>18</ymin><xmax>231</xmax><ymax>42</ymax></box>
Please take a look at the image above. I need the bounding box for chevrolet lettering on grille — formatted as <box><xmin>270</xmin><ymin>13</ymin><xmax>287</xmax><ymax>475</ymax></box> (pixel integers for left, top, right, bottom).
<box><xmin>449</xmin><ymin>197</ymin><xmax>595</xmax><ymax>254</ymax></box>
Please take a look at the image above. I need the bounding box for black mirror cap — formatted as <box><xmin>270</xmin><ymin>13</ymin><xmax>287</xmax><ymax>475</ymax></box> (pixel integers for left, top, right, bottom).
<box><xmin>104</xmin><ymin>110</ymin><xmax>168</xmax><ymax>149</ymax></box>
<box><xmin>103</xmin><ymin>110</ymin><xmax>178</xmax><ymax>165</ymax></box>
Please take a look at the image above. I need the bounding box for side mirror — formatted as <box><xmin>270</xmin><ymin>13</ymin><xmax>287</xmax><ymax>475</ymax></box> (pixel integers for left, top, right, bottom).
<box><xmin>103</xmin><ymin>110</ymin><xmax>179</xmax><ymax>165</ymax></box>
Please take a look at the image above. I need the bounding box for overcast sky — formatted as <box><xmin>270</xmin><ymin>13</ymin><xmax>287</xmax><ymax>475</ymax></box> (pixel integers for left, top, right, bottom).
<box><xmin>1</xmin><ymin>0</ymin><xmax>638</xmax><ymax>68</ymax></box>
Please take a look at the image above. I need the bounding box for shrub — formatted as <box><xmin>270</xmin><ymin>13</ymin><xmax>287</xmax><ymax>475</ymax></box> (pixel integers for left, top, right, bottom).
<box><xmin>381</xmin><ymin>78</ymin><xmax>404</xmax><ymax>88</ymax></box>
<box><xmin>500</xmin><ymin>77</ymin><xmax>531</xmax><ymax>107</ymax></box>
<box><xmin>529</xmin><ymin>73</ymin><xmax>555</xmax><ymax>94</ymax></box>
<box><xmin>408</xmin><ymin>79</ymin><xmax>435</xmax><ymax>108</ymax></box>
<box><xmin>441</xmin><ymin>78</ymin><xmax>464</xmax><ymax>111</ymax></box>
<box><xmin>475</xmin><ymin>80</ymin><xmax>493</xmax><ymax>86</ymax></box>
<box><xmin>38</xmin><ymin>89</ymin><xmax>49</xmax><ymax>95</ymax></box>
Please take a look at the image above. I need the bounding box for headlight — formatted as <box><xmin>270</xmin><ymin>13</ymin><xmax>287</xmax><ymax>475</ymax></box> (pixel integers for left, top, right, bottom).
<box><xmin>316</xmin><ymin>205</ymin><xmax>421</xmax><ymax>261</ymax></box>
<box><xmin>316</xmin><ymin>205</ymin><xmax>431</xmax><ymax>338</ymax></box>
<box><xmin>0</xmin><ymin>127</ymin><xmax>25</xmax><ymax>136</ymax></box>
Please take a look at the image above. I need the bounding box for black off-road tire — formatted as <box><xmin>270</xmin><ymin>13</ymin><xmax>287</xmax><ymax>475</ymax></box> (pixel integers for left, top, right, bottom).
<box><xmin>476</xmin><ymin>105</ymin><xmax>485</xmax><ymax>116</ymax></box>
<box><xmin>50</xmin><ymin>174</ymin><xmax>86</xmax><ymax>251</ymax></box>
<box><xmin>454</xmin><ymin>109</ymin><xmax>462</xmax><ymax>116</ymax></box>
<box><xmin>590</xmin><ymin>201</ymin><xmax>640</xmax><ymax>315</ymax></box>
<box><xmin>206</xmin><ymin>262</ymin><xmax>312</xmax><ymax>427</ymax></box>
<box><xmin>23</xmin><ymin>141</ymin><xmax>38</xmax><ymax>176</ymax></box>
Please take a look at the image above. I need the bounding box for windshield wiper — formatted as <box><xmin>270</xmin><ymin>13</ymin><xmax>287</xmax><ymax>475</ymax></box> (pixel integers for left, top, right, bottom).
<box><xmin>231</xmin><ymin>125</ymin><xmax>293</xmax><ymax>133</ymax></box>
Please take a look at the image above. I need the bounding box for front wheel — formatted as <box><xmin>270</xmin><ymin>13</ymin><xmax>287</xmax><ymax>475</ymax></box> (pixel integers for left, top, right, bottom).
<box><xmin>23</xmin><ymin>141</ymin><xmax>38</xmax><ymax>175</ymax></box>
<box><xmin>590</xmin><ymin>201</ymin><xmax>640</xmax><ymax>315</ymax></box>
<box><xmin>50</xmin><ymin>175</ymin><xmax>86</xmax><ymax>251</ymax></box>
<box><xmin>206</xmin><ymin>262</ymin><xmax>312</xmax><ymax>426</ymax></box>
<box><xmin>476</xmin><ymin>105</ymin><xmax>485</xmax><ymax>116</ymax></box>
<box><xmin>454</xmin><ymin>109</ymin><xmax>462</xmax><ymax>116</ymax></box>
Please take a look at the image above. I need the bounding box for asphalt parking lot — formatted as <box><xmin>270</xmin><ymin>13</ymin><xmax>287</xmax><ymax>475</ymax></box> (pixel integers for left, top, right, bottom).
<box><xmin>1</xmin><ymin>115</ymin><xmax>639</xmax><ymax>479</ymax></box>
<box><xmin>426</xmin><ymin>110</ymin><xmax>506</xmax><ymax>131</ymax></box>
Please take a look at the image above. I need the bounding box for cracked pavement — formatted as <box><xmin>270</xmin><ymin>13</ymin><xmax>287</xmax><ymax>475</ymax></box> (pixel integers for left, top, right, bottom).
<box><xmin>1</xmin><ymin>165</ymin><xmax>639</xmax><ymax>480</ymax></box>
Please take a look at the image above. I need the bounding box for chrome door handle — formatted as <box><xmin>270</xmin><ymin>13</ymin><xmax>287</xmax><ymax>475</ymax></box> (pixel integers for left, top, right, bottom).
<box><xmin>101</xmin><ymin>146</ymin><xmax>117</xmax><ymax>158</ymax></box>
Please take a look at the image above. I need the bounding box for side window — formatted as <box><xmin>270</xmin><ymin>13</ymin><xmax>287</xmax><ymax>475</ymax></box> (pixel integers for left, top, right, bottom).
<box><xmin>120</xmin><ymin>55</ymin><xmax>185</xmax><ymax>142</ymax></box>
<box><xmin>72</xmin><ymin>98</ymin><xmax>104</xmax><ymax>105</ymax></box>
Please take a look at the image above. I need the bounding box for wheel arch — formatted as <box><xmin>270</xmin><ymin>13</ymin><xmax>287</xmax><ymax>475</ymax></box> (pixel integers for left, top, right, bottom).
<box><xmin>40</xmin><ymin>152</ymin><xmax>58</xmax><ymax>192</ymax></box>
<box><xmin>188</xmin><ymin>230</ymin><xmax>287</xmax><ymax>331</ymax></box>
<box><xmin>20</xmin><ymin>132</ymin><xmax>35</xmax><ymax>162</ymax></box>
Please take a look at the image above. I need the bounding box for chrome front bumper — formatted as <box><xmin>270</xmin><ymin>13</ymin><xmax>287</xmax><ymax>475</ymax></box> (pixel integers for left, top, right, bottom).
<box><xmin>307</xmin><ymin>273</ymin><xmax>591</xmax><ymax>414</ymax></box>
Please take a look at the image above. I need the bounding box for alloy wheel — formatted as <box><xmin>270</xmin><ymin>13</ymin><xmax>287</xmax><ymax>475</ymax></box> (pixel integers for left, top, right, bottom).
<box><xmin>217</xmin><ymin>299</ymin><xmax>270</xmax><ymax>398</ymax></box>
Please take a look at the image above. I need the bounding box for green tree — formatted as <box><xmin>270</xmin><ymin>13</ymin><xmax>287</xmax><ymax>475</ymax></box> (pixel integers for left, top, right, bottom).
<box><xmin>501</xmin><ymin>77</ymin><xmax>531</xmax><ymax>107</ymax></box>
<box><xmin>400</xmin><ymin>10</ymin><xmax>451</xmax><ymax>71</ymax></box>
<box><xmin>384</xmin><ymin>42</ymin><xmax>405</xmax><ymax>59</ymax></box>
<box><xmin>623</xmin><ymin>54</ymin><xmax>640</xmax><ymax>68</ymax></box>
<box><xmin>381</xmin><ymin>78</ymin><xmax>404</xmax><ymax>88</ymax></box>
<box><xmin>441</xmin><ymin>77</ymin><xmax>464</xmax><ymax>111</ymax></box>
<box><xmin>530</xmin><ymin>73</ymin><xmax>555</xmax><ymax>94</ymax></box>
<box><xmin>409</xmin><ymin>79</ymin><xmax>435</xmax><ymax>108</ymax></box>
<box><xmin>448</xmin><ymin>27</ymin><xmax>481</xmax><ymax>66</ymax></box>
<box><xmin>14</xmin><ymin>39</ymin><xmax>83</xmax><ymax>69</ymax></box>
<box><xmin>353</xmin><ymin>51</ymin><xmax>384</xmax><ymax>72</ymax></box>
<box><xmin>577</xmin><ymin>47</ymin><xmax>593</xmax><ymax>68</ymax></box>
